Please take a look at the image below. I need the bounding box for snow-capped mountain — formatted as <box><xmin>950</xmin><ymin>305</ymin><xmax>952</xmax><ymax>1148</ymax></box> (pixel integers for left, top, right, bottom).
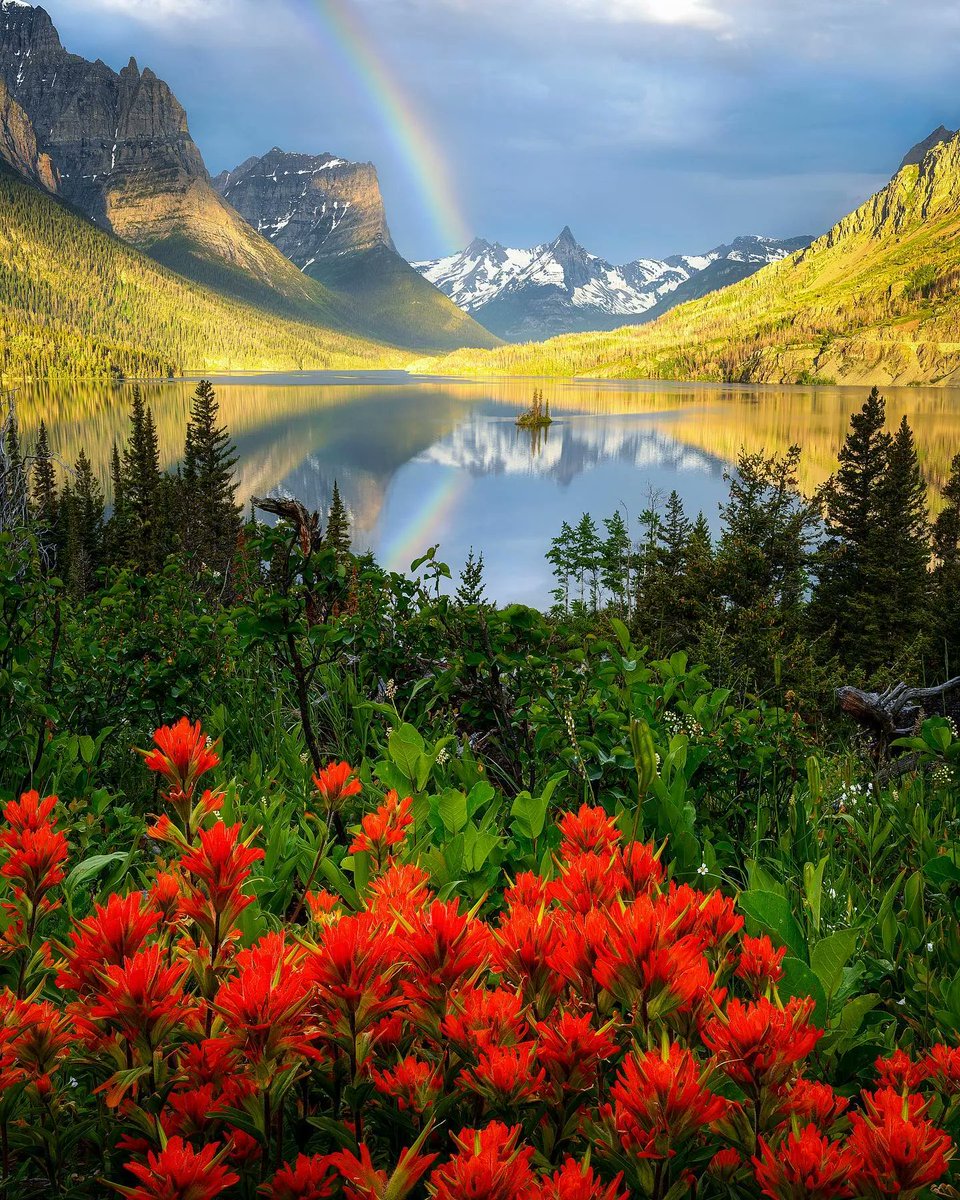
<box><xmin>414</xmin><ymin>227</ymin><xmax>811</xmax><ymax>341</ymax></box>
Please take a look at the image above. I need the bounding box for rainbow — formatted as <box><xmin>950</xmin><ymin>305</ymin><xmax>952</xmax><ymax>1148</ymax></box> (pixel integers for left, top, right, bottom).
<box><xmin>300</xmin><ymin>0</ymin><xmax>471</xmax><ymax>254</ymax></box>
<box><xmin>380</xmin><ymin>470</ymin><xmax>470</xmax><ymax>575</ymax></box>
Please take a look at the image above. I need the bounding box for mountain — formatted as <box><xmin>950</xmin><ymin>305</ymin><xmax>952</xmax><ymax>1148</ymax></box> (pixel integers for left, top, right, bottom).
<box><xmin>414</xmin><ymin>227</ymin><xmax>810</xmax><ymax>341</ymax></box>
<box><xmin>899</xmin><ymin>125</ymin><xmax>957</xmax><ymax>171</ymax></box>
<box><xmin>0</xmin><ymin>2</ymin><xmax>355</xmax><ymax>328</ymax></box>
<box><xmin>0</xmin><ymin>158</ymin><xmax>398</xmax><ymax>382</ymax></box>
<box><xmin>213</xmin><ymin>148</ymin><xmax>499</xmax><ymax>351</ymax></box>
<box><xmin>0</xmin><ymin>75</ymin><xmax>54</xmax><ymax>188</ymax></box>
<box><xmin>416</xmin><ymin>130</ymin><xmax>960</xmax><ymax>385</ymax></box>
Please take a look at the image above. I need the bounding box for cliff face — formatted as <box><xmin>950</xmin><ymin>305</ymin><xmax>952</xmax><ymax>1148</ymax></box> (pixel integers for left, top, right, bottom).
<box><xmin>0</xmin><ymin>74</ymin><xmax>56</xmax><ymax>188</ymax></box>
<box><xmin>0</xmin><ymin>2</ymin><xmax>345</xmax><ymax>323</ymax></box>
<box><xmin>214</xmin><ymin>148</ymin><xmax>396</xmax><ymax>267</ymax></box>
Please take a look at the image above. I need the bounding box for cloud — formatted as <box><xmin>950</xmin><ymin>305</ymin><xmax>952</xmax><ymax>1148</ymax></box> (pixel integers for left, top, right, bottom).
<box><xmin>569</xmin><ymin>0</ymin><xmax>728</xmax><ymax>29</ymax></box>
<box><xmin>77</xmin><ymin>0</ymin><xmax>228</xmax><ymax>22</ymax></box>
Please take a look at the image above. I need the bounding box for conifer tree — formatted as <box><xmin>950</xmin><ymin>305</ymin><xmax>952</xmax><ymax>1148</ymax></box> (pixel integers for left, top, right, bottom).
<box><xmin>64</xmin><ymin>448</ymin><xmax>104</xmax><ymax>594</ymax></box>
<box><xmin>933</xmin><ymin>451</ymin><xmax>960</xmax><ymax>668</ymax></box>
<box><xmin>325</xmin><ymin>480</ymin><xmax>351</xmax><ymax>560</ymax></box>
<box><xmin>456</xmin><ymin>547</ymin><xmax>488</xmax><ymax>607</ymax></box>
<box><xmin>601</xmin><ymin>510</ymin><xmax>631</xmax><ymax>613</ymax></box>
<box><xmin>30</xmin><ymin>421</ymin><xmax>60</xmax><ymax>559</ymax></box>
<box><xmin>182</xmin><ymin>380</ymin><xmax>242</xmax><ymax>575</ymax></box>
<box><xmin>1</xmin><ymin>403</ymin><xmax>28</xmax><ymax>530</ymax></box>
<box><xmin>573</xmin><ymin>512</ymin><xmax>601</xmax><ymax>610</ymax></box>
<box><xmin>873</xmin><ymin>416</ymin><xmax>930</xmax><ymax>662</ymax></box>
<box><xmin>106</xmin><ymin>440</ymin><xmax>132</xmax><ymax>564</ymax></box>
<box><xmin>547</xmin><ymin>520</ymin><xmax>576</xmax><ymax>613</ymax></box>
<box><xmin>811</xmin><ymin>389</ymin><xmax>893</xmax><ymax>670</ymax></box>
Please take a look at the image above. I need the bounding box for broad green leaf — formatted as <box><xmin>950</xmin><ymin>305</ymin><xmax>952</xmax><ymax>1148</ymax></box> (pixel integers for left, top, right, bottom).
<box><xmin>66</xmin><ymin>852</ymin><xmax>127</xmax><ymax>891</ymax></box>
<box><xmin>924</xmin><ymin>856</ymin><xmax>960</xmax><ymax>887</ymax></box>
<box><xmin>738</xmin><ymin>890</ymin><xmax>806</xmax><ymax>961</ymax></box>
<box><xmin>810</xmin><ymin>929</ymin><xmax>859</xmax><ymax>996</ymax></box>
<box><xmin>438</xmin><ymin>789</ymin><xmax>469</xmax><ymax>835</ymax></box>
<box><xmin>779</xmin><ymin>956</ymin><xmax>828</xmax><ymax>1026</ymax></box>
<box><xmin>388</xmin><ymin>723</ymin><xmax>425</xmax><ymax>783</ymax></box>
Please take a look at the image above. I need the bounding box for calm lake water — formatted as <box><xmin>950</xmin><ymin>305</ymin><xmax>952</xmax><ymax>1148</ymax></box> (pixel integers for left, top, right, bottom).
<box><xmin>18</xmin><ymin>371</ymin><xmax>960</xmax><ymax>606</ymax></box>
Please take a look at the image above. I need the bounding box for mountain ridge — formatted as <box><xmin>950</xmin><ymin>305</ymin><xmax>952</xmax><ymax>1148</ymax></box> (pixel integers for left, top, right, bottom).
<box><xmin>215</xmin><ymin>147</ymin><xmax>499</xmax><ymax>351</ymax></box>
<box><xmin>414</xmin><ymin>129</ymin><xmax>960</xmax><ymax>385</ymax></box>
<box><xmin>415</xmin><ymin>228</ymin><xmax>811</xmax><ymax>340</ymax></box>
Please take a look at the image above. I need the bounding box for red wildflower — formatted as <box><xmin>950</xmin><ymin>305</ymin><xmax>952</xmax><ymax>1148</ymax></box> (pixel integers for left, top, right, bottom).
<box><xmin>140</xmin><ymin>718</ymin><xmax>219</xmax><ymax>799</ymax></box>
<box><xmin>401</xmin><ymin>900</ymin><xmax>491</xmax><ymax>1019</ymax></box>
<box><xmin>536</xmin><ymin>1010</ymin><xmax>617</xmax><ymax>1093</ymax></box>
<box><xmin>610</xmin><ymin>1043</ymin><xmax>729</xmax><ymax>1160</ymax></box>
<box><xmin>88</xmin><ymin>944</ymin><xmax>193</xmax><ymax>1050</ymax></box>
<box><xmin>548</xmin><ymin>852</ymin><xmax>625</xmax><ymax>913</ymax></box>
<box><xmin>115</xmin><ymin>1137</ymin><xmax>238</xmax><ymax>1200</ymax></box>
<box><xmin>848</xmin><ymin>1088</ymin><xmax>953</xmax><ymax>1198</ymax></box>
<box><xmin>263</xmin><ymin>1154</ymin><xmax>337</xmax><ymax>1199</ymax></box>
<box><xmin>709</xmin><ymin>1148</ymin><xmax>743</xmax><ymax>1180</ymax></box>
<box><xmin>350</xmin><ymin>791</ymin><xmax>414</xmax><ymax>865</ymax></box>
<box><xmin>313</xmin><ymin>761</ymin><xmax>362</xmax><ymax>808</ymax></box>
<box><xmin>874</xmin><ymin>1049</ymin><xmax>925</xmax><ymax>1090</ymax></box>
<box><xmin>440</xmin><ymin>986</ymin><xmax>527</xmax><ymax>1056</ymax></box>
<box><xmin>57</xmin><ymin>892</ymin><xmax>161</xmax><ymax>995</ymax></box>
<box><xmin>660</xmin><ymin>883</ymin><xmax>743</xmax><ymax>950</ymax></box>
<box><xmin>372</xmin><ymin>1055</ymin><xmax>442</xmax><ymax>1113</ymax></box>
<box><xmin>1</xmin><ymin>824</ymin><xmax>68</xmax><ymax>901</ymax></box>
<box><xmin>307</xmin><ymin>912</ymin><xmax>404</xmax><ymax>1044</ymax></box>
<box><xmin>532</xmin><ymin>1158</ymin><xmax>627</xmax><ymax>1200</ymax></box>
<box><xmin>492</xmin><ymin>904</ymin><xmax>564</xmax><ymax>1001</ymax></box>
<box><xmin>328</xmin><ymin>1141</ymin><xmax>436</xmax><ymax>1200</ymax></box>
<box><xmin>149</xmin><ymin>872</ymin><xmax>183</xmax><ymax>924</ymax></box>
<box><xmin>178</xmin><ymin>821</ymin><xmax>264</xmax><ymax>947</ymax></box>
<box><xmin>919</xmin><ymin>1043</ymin><xmax>960</xmax><ymax>1092</ymax></box>
<box><xmin>0</xmin><ymin>791</ymin><xmax>58</xmax><ymax>840</ymax></box>
<box><xmin>305</xmin><ymin>889</ymin><xmax>342</xmax><ymax>924</ymax></box>
<box><xmin>736</xmin><ymin>934</ymin><xmax>786</xmax><ymax>993</ymax></box>
<box><xmin>703</xmin><ymin>996</ymin><xmax>822</xmax><ymax>1091</ymax></box>
<box><xmin>215</xmin><ymin>932</ymin><xmax>319</xmax><ymax>1074</ymax></box>
<box><xmin>428</xmin><ymin>1122</ymin><xmax>536</xmax><ymax>1200</ymax></box>
<box><xmin>504</xmin><ymin>872</ymin><xmax>550</xmax><ymax>909</ymax></box>
<box><xmin>617</xmin><ymin>841</ymin><xmax>665</xmax><ymax>898</ymax></box>
<box><xmin>781</xmin><ymin>1079</ymin><xmax>849</xmax><ymax>1130</ymax></box>
<box><xmin>10</xmin><ymin>998</ymin><xmax>73</xmax><ymax>1094</ymax></box>
<box><xmin>557</xmin><ymin>805</ymin><xmax>622</xmax><ymax>859</ymax></box>
<box><xmin>547</xmin><ymin>908</ymin><xmax>611</xmax><ymax>1005</ymax></box>
<box><xmin>366</xmin><ymin>863</ymin><xmax>433</xmax><ymax>917</ymax></box>
<box><xmin>459</xmin><ymin>1042</ymin><xmax>546</xmax><ymax>1107</ymax></box>
<box><xmin>754</xmin><ymin>1125</ymin><xmax>857</xmax><ymax>1200</ymax></box>
<box><xmin>593</xmin><ymin>895</ymin><xmax>709</xmax><ymax>1019</ymax></box>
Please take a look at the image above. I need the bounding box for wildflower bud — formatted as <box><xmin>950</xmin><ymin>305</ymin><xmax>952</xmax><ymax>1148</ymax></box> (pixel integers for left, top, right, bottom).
<box><xmin>630</xmin><ymin>718</ymin><xmax>658</xmax><ymax>796</ymax></box>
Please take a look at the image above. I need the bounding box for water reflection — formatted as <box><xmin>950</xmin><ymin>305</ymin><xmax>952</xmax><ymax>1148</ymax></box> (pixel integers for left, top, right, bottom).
<box><xmin>16</xmin><ymin>372</ymin><xmax>960</xmax><ymax>606</ymax></box>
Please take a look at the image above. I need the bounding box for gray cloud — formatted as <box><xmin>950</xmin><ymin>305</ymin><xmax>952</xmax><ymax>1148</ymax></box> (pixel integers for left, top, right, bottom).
<box><xmin>46</xmin><ymin>0</ymin><xmax>960</xmax><ymax>260</ymax></box>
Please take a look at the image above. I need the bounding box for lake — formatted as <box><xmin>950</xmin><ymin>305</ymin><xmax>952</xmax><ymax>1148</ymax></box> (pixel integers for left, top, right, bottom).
<box><xmin>17</xmin><ymin>372</ymin><xmax>960</xmax><ymax>606</ymax></box>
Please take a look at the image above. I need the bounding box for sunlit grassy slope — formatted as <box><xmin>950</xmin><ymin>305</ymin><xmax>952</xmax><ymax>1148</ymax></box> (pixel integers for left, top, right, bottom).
<box><xmin>416</xmin><ymin>134</ymin><xmax>960</xmax><ymax>385</ymax></box>
<box><xmin>0</xmin><ymin>165</ymin><xmax>403</xmax><ymax>383</ymax></box>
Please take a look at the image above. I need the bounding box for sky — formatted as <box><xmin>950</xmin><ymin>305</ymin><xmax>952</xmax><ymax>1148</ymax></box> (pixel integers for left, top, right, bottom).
<box><xmin>44</xmin><ymin>0</ymin><xmax>960</xmax><ymax>263</ymax></box>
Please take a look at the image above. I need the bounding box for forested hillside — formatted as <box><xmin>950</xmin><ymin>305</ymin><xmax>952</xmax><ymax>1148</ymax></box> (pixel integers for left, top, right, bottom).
<box><xmin>419</xmin><ymin>132</ymin><xmax>960</xmax><ymax>385</ymax></box>
<box><xmin>0</xmin><ymin>166</ymin><xmax>399</xmax><ymax>382</ymax></box>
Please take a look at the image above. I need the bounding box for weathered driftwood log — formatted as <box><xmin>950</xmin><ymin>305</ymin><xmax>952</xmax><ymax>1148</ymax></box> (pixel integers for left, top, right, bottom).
<box><xmin>837</xmin><ymin>676</ymin><xmax>960</xmax><ymax>748</ymax></box>
<box><xmin>252</xmin><ymin>496</ymin><xmax>323</xmax><ymax>557</ymax></box>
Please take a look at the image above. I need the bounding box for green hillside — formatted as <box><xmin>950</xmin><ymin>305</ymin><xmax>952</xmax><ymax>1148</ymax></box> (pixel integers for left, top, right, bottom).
<box><xmin>308</xmin><ymin>244</ymin><xmax>502</xmax><ymax>352</ymax></box>
<box><xmin>0</xmin><ymin>166</ymin><xmax>402</xmax><ymax>383</ymax></box>
<box><xmin>417</xmin><ymin>133</ymin><xmax>960</xmax><ymax>385</ymax></box>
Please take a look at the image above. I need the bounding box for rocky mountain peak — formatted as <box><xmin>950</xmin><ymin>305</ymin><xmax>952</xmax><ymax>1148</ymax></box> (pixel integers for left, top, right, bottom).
<box><xmin>898</xmin><ymin>125</ymin><xmax>958</xmax><ymax>172</ymax></box>
<box><xmin>214</xmin><ymin>148</ymin><xmax>395</xmax><ymax>265</ymax></box>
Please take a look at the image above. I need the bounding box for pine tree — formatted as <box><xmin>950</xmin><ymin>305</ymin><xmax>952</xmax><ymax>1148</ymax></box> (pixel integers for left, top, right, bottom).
<box><xmin>932</xmin><ymin>451</ymin><xmax>960</xmax><ymax>669</ymax></box>
<box><xmin>64</xmin><ymin>448</ymin><xmax>104</xmax><ymax>594</ymax></box>
<box><xmin>182</xmin><ymin>380</ymin><xmax>242</xmax><ymax>576</ymax></box>
<box><xmin>325</xmin><ymin>480</ymin><xmax>351</xmax><ymax>560</ymax></box>
<box><xmin>811</xmin><ymin>389</ymin><xmax>893</xmax><ymax>670</ymax></box>
<box><xmin>547</xmin><ymin>520</ymin><xmax>576</xmax><ymax>613</ymax></box>
<box><xmin>601</xmin><ymin>510</ymin><xmax>631</xmax><ymax>613</ymax></box>
<box><xmin>30</xmin><ymin>421</ymin><xmax>60</xmax><ymax>560</ymax></box>
<box><xmin>871</xmin><ymin>416</ymin><xmax>930</xmax><ymax>665</ymax></box>
<box><xmin>456</xmin><ymin>547</ymin><xmax>488</xmax><ymax>607</ymax></box>
<box><xmin>661</xmin><ymin>491</ymin><xmax>692</xmax><ymax>578</ymax></box>
<box><xmin>122</xmin><ymin>388</ymin><xmax>164</xmax><ymax>571</ymax></box>
<box><xmin>106</xmin><ymin>440</ymin><xmax>132</xmax><ymax>565</ymax></box>
<box><xmin>573</xmin><ymin>512</ymin><xmax>601</xmax><ymax>610</ymax></box>
<box><xmin>1</xmin><ymin>402</ymin><xmax>28</xmax><ymax>531</ymax></box>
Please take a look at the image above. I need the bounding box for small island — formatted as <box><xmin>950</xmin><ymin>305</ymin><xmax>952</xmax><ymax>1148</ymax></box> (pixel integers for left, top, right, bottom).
<box><xmin>515</xmin><ymin>388</ymin><xmax>553</xmax><ymax>428</ymax></box>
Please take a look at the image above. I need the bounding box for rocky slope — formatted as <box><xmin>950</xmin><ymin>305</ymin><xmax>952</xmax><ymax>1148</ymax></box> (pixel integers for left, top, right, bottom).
<box><xmin>415</xmin><ymin>227</ymin><xmax>810</xmax><ymax>341</ymax></box>
<box><xmin>418</xmin><ymin>130</ymin><xmax>960</xmax><ymax>385</ymax></box>
<box><xmin>0</xmin><ymin>74</ymin><xmax>55</xmax><ymax>188</ymax></box>
<box><xmin>215</xmin><ymin>148</ymin><xmax>499</xmax><ymax>350</ymax></box>
<box><xmin>0</xmin><ymin>1</ymin><xmax>354</xmax><ymax>327</ymax></box>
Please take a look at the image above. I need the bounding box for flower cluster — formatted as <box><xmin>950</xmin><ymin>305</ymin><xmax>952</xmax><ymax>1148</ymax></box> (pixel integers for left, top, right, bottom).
<box><xmin>0</xmin><ymin>728</ymin><xmax>953</xmax><ymax>1200</ymax></box>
